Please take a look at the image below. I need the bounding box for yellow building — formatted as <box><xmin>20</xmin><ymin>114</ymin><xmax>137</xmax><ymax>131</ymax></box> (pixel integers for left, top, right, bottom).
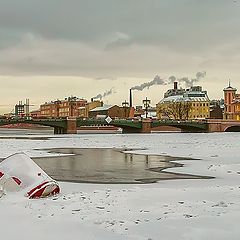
<box><xmin>79</xmin><ymin>100</ymin><xmax>103</xmax><ymax>118</ymax></box>
<box><xmin>156</xmin><ymin>85</ymin><xmax>210</xmax><ymax>120</ymax></box>
<box><xmin>232</xmin><ymin>95</ymin><xmax>240</xmax><ymax>120</ymax></box>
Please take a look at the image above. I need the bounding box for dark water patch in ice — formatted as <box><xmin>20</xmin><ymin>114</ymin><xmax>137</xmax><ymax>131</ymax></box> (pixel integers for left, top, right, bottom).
<box><xmin>0</xmin><ymin>136</ymin><xmax>50</xmax><ymax>140</ymax></box>
<box><xmin>32</xmin><ymin>148</ymin><xmax>213</xmax><ymax>184</ymax></box>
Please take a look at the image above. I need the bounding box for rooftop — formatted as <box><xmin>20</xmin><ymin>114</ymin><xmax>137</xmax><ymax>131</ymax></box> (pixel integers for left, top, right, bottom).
<box><xmin>90</xmin><ymin>105</ymin><xmax>113</xmax><ymax>112</ymax></box>
<box><xmin>160</xmin><ymin>95</ymin><xmax>209</xmax><ymax>104</ymax></box>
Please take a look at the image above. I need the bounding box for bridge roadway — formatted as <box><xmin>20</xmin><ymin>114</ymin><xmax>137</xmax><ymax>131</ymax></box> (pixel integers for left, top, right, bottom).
<box><xmin>1</xmin><ymin>117</ymin><xmax>239</xmax><ymax>134</ymax></box>
<box><xmin>0</xmin><ymin>118</ymin><xmax>239</xmax><ymax>134</ymax></box>
<box><xmin>77</xmin><ymin>118</ymin><xmax>208</xmax><ymax>133</ymax></box>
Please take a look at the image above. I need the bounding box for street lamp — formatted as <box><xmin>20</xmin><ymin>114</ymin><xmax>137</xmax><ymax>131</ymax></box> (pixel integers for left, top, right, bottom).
<box><xmin>143</xmin><ymin>97</ymin><xmax>151</xmax><ymax>118</ymax></box>
<box><xmin>122</xmin><ymin>100</ymin><xmax>129</xmax><ymax>118</ymax></box>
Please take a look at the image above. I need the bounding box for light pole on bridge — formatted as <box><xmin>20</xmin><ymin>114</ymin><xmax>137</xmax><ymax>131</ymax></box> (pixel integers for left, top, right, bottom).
<box><xmin>143</xmin><ymin>97</ymin><xmax>151</xmax><ymax>118</ymax></box>
<box><xmin>122</xmin><ymin>100</ymin><xmax>129</xmax><ymax>119</ymax></box>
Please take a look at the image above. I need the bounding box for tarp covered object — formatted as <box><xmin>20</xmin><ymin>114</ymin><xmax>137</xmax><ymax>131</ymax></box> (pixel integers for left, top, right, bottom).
<box><xmin>0</xmin><ymin>153</ymin><xmax>60</xmax><ymax>199</ymax></box>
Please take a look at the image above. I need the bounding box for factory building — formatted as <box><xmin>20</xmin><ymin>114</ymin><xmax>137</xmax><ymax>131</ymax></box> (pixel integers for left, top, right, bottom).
<box><xmin>40</xmin><ymin>96</ymin><xmax>87</xmax><ymax>118</ymax></box>
<box><xmin>78</xmin><ymin>99</ymin><xmax>103</xmax><ymax>118</ymax></box>
<box><xmin>89</xmin><ymin>105</ymin><xmax>131</xmax><ymax>119</ymax></box>
<box><xmin>14</xmin><ymin>99</ymin><xmax>30</xmax><ymax>117</ymax></box>
<box><xmin>156</xmin><ymin>82</ymin><xmax>210</xmax><ymax>120</ymax></box>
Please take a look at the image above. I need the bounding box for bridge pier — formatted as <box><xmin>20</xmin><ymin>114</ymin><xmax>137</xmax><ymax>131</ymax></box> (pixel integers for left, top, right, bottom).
<box><xmin>66</xmin><ymin>117</ymin><xmax>77</xmax><ymax>134</ymax></box>
<box><xmin>141</xmin><ymin>119</ymin><xmax>152</xmax><ymax>133</ymax></box>
<box><xmin>207</xmin><ymin>123</ymin><xmax>223</xmax><ymax>132</ymax></box>
<box><xmin>54</xmin><ymin>127</ymin><xmax>65</xmax><ymax>134</ymax></box>
<box><xmin>53</xmin><ymin>117</ymin><xmax>77</xmax><ymax>134</ymax></box>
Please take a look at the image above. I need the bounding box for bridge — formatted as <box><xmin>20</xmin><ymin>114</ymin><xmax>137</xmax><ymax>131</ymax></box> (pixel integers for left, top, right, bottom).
<box><xmin>0</xmin><ymin>118</ymin><xmax>75</xmax><ymax>134</ymax></box>
<box><xmin>0</xmin><ymin>117</ymin><xmax>240</xmax><ymax>134</ymax></box>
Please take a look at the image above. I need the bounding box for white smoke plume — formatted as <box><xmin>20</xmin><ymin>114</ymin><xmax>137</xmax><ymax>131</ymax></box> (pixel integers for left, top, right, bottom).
<box><xmin>131</xmin><ymin>75</ymin><xmax>166</xmax><ymax>91</ymax></box>
<box><xmin>168</xmin><ymin>71</ymin><xmax>206</xmax><ymax>87</ymax></box>
<box><xmin>93</xmin><ymin>88</ymin><xmax>114</xmax><ymax>100</ymax></box>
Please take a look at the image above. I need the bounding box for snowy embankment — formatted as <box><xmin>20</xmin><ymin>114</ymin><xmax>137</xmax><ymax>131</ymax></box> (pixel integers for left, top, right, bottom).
<box><xmin>1</xmin><ymin>133</ymin><xmax>240</xmax><ymax>240</ymax></box>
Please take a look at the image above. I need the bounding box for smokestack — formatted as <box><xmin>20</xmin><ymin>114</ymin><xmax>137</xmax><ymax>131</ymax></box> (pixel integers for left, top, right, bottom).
<box><xmin>129</xmin><ymin>89</ymin><xmax>133</xmax><ymax>107</ymax></box>
<box><xmin>91</xmin><ymin>98</ymin><xmax>93</xmax><ymax>102</ymax></box>
<box><xmin>174</xmin><ymin>81</ymin><xmax>178</xmax><ymax>90</ymax></box>
<box><xmin>25</xmin><ymin>98</ymin><xmax>30</xmax><ymax>116</ymax></box>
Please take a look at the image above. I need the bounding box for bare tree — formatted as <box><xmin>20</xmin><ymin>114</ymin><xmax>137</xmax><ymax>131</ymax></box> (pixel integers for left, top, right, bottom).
<box><xmin>157</xmin><ymin>101</ymin><xmax>192</xmax><ymax>120</ymax></box>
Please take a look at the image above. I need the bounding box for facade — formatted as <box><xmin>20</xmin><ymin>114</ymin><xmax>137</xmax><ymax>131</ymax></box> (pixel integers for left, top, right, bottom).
<box><xmin>156</xmin><ymin>83</ymin><xmax>210</xmax><ymax>120</ymax></box>
<box><xmin>89</xmin><ymin>105</ymin><xmax>131</xmax><ymax>119</ymax></box>
<box><xmin>79</xmin><ymin>100</ymin><xmax>103</xmax><ymax>118</ymax></box>
<box><xmin>15</xmin><ymin>103</ymin><xmax>25</xmax><ymax>117</ymax></box>
<box><xmin>30</xmin><ymin>109</ymin><xmax>41</xmax><ymax>118</ymax></box>
<box><xmin>224</xmin><ymin>83</ymin><xmax>240</xmax><ymax>120</ymax></box>
<box><xmin>15</xmin><ymin>99</ymin><xmax>30</xmax><ymax>117</ymax></box>
<box><xmin>209</xmin><ymin>100</ymin><xmax>224</xmax><ymax>119</ymax></box>
<box><xmin>134</xmin><ymin>106</ymin><xmax>145</xmax><ymax>118</ymax></box>
<box><xmin>40</xmin><ymin>96</ymin><xmax>87</xmax><ymax>118</ymax></box>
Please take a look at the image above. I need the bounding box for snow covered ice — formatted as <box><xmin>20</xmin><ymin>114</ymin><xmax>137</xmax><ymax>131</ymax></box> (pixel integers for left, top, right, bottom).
<box><xmin>0</xmin><ymin>132</ymin><xmax>240</xmax><ymax>240</ymax></box>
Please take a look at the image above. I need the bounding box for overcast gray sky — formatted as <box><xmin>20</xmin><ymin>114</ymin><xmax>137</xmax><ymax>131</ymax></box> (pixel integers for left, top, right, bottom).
<box><xmin>0</xmin><ymin>0</ymin><xmax>240</xmax><ymax>113</ymax></box>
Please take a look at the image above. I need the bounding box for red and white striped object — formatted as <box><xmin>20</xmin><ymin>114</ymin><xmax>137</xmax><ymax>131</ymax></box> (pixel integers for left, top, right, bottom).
<box><xmin>0</xmin><ymin>153</ymin><xmax>60</xmax><ymax>199</ymax></box>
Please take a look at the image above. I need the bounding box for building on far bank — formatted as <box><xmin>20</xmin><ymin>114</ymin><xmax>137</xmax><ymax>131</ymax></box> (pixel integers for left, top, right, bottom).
<box><xmin>89</xmin><ymin>105</ymin><xmax>131</xmax><ymax>119</ymax></box>
<box><xmin>15</xmin><ymin>101</ymin><xmax>25</xmax><ymax>117</ymax></box>
<box><xmin>209</xmin><ymin>99</ymin><xmax>224</xmax><ymax>119</ymax></box>
<box><xmin>156</xmin><ymin>82</ymin><xmax>210</xmax><ymax>120</ymax></box>
<box><xmin>40</xmin><ymin>96</ymin><xmax>87</xmax><ymax>118</ymax></box>
<box><xmin>30</xmin><ymin>109</ymin><xmax>41</xmax><ymax>118</ymax></box>
<box><xmin>223</xmin><ymin>82</ymin><xmax>240</xmax><ymax>120</ymax></box>
<box><xmin>79</xmin><ymin>99</ymin><xmax>103</xmax><ymax>118</ymax></box>
<box><xmin>15</xmin><ymin>99</ymin><xmax>30</xmax><ymax>117</ymax></box>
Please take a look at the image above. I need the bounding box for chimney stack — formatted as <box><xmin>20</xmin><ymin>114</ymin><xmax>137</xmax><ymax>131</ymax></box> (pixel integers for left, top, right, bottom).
<box><xmin>129</xmin><ymin>89</ymin><xmax>133</xmax><ymax>107</ymax></box>
<box><xmin>174</xmin><ymin>81</ymin><xmax>178</xmax><ymax>90</ymax></box>
<box><xmin>91</xmin><ymin>98</ymin><xmax>93</xmax><ymax>102</ymax></box>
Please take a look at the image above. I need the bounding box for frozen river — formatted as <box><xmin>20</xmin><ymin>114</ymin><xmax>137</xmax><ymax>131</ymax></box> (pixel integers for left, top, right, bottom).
<box><xmin>0</xmin><ymin>131</ymin><xmax>240</xmax><ymax>240</ymax></box>
<box><xmin>34</xmin><ymin>148</ymin><xmax>208</xmax><ymax>184</ymax></box>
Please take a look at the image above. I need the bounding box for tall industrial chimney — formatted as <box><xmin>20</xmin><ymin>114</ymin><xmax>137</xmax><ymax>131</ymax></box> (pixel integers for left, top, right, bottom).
<box><xmin>174</xmin><ymin>81</ymin><xmax>178</xmax><ymax>90</ymax></box>
<box><xmin>129</xmin><ymin>89</ymin><xmax>133</xmax><ymax>107</ymax></box>
<box><xmin>25</xmin><ymin>98</ymin><xmax>30</xmax><ymax>117</ymax></box>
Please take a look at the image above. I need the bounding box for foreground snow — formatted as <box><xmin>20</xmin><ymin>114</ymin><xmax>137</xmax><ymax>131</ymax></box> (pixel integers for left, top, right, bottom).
<box><xmin>1</xmin><ymin>132</ymin><xmax>240</xmax><ymax>240</ymax></box>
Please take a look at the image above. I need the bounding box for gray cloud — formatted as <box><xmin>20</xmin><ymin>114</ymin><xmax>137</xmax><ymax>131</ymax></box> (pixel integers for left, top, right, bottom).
<box><xmin>0</xmin><ymin>0</ymin><xmax>239</xmax><ymax>79</ymax></box>
<box><xmin>104</xmin><ymin>32</ymin><xmax>132</xmax><ymax>51</ymax></box>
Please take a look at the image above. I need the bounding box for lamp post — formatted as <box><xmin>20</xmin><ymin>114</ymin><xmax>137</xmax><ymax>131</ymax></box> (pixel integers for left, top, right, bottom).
<box><xmin>143</xmin><ymin>97</ymin><xmax>151</xmax><ymax>118</ymax></box>
<box><xmin>122</xmin><ymin>100</ymin><xmax>129</xmax><ymax>119</ymax></box>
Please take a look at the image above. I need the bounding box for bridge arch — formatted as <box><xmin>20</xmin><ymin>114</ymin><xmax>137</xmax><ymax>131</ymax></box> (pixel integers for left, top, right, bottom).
<box><xmin>224</xmin><ymin>126</ymin><xmax>240</xmax><ymax>132</ymax></box>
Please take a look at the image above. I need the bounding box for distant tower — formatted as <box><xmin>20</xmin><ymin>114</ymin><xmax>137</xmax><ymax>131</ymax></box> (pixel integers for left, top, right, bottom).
<box><xmin>223</xmin><ymin>80</ymin><xmax>237</xmax><ymax>120</ymax></box>
<box><xmin>15</xmin><ymin>101</ymin><xmax>25</xmax><ymax>117</ymax></box>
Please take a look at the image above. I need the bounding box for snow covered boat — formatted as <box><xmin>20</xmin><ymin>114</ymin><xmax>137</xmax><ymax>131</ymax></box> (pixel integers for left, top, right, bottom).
<box><xmin>0</xmin><ymin>153</ymin><xmax>60</xmax><ymax>199</ymax></box>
